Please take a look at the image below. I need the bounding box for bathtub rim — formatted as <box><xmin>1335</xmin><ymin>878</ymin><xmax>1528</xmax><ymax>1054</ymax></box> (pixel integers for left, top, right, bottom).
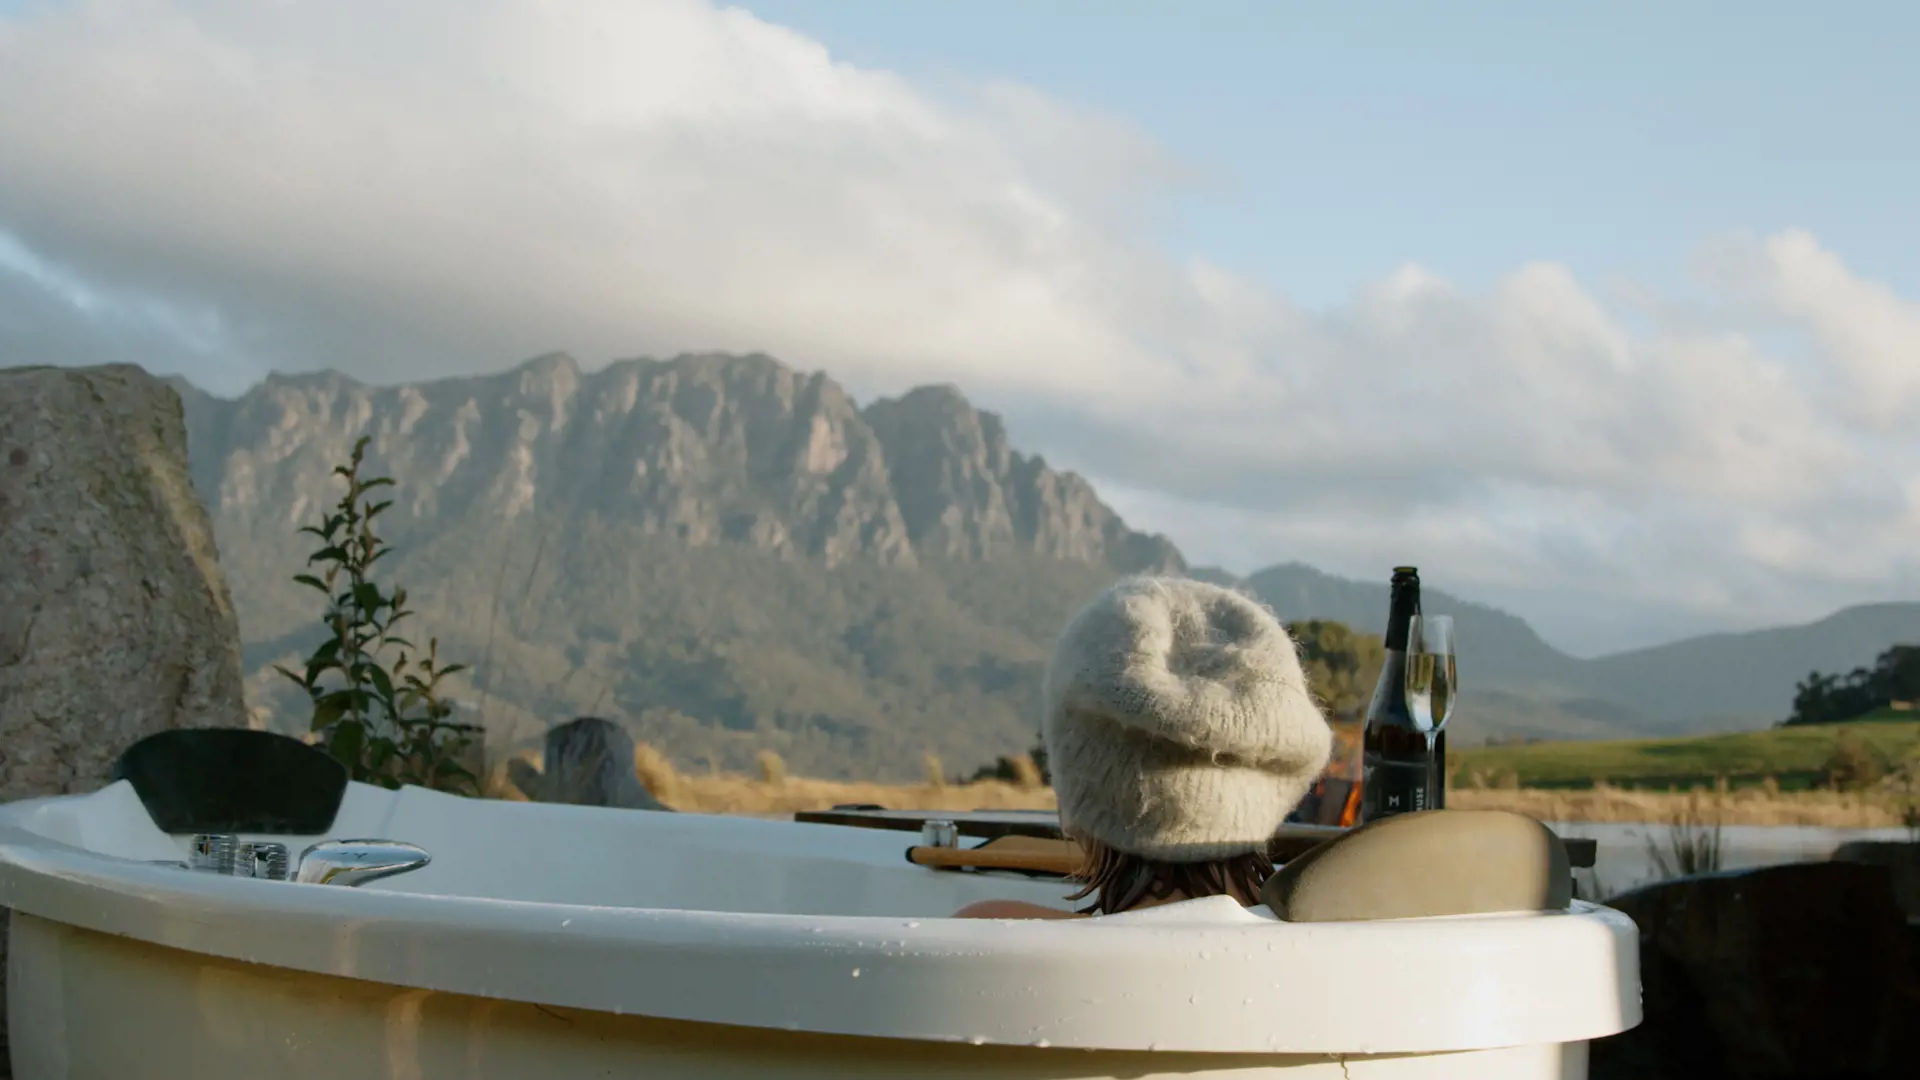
<box><xmin>0</xmin><ymin>791</ymin><xmax>1641</xmax><ymax>1056</ymax></box>
<box><xmin>8</xmin><ymin>909</ymin><xmax>1600</xmax><ymax>1080</ymax></box>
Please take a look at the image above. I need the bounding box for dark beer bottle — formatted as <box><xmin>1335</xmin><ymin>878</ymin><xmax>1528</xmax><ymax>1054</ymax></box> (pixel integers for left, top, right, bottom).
<box><xmin>1359</xmin><ymin>566</ymin><xmax>1433</xmax><ymax>821</ymax></box>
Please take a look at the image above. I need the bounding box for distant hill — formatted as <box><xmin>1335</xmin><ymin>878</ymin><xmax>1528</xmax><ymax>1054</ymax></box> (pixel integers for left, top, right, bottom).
<box><xmin>1583</xmin><ymin>603</ymin><xmax>1920</xmax><ymax>728</ymax></box>
<box><xmin>1211</xmin><ymin>564</ymin><xmax>1920</xmax><ymax>741</ymax></box>
<box><xmin>1235</xmin><ymin>562</ymin><xmax>1588</xmax><ymax>690</ymax></box>
<box><xmin>159</xmin><ymin>350</ymin><xmax>1920</xmax><ymax>776</ymax></box>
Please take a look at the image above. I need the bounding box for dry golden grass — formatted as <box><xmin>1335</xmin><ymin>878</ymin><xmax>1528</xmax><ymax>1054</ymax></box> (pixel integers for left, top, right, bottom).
<box><xmin>657</xmin><ymin>773</ymin><xmax>1057</xmax><ymax>815</ymax></box>
<box><xmin>1450</xmin><ymin>780</ymin><xmax>1912</xmax><ymax>828</ymax></box>
<box><xmin>482</xmin><ymin>741</ymin><xmax>1915</xmax><ymax>826</ymax></box>
<box><xmin>1007</xmin><ymin>752</ymin><xmax>1044</xmax><ymax>788</ymax></box>
<box><xmin>484</xmin><ymin>741</ymin><xmax>1058</xmax><ymax>815</ymax></box>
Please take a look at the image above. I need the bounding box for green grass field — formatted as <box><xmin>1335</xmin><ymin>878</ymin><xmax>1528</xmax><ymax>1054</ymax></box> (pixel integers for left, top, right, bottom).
<box><xmin>1454</xmin><ymin>716</ymin><xmax>1920</xmax><ymax>791</ymax></box>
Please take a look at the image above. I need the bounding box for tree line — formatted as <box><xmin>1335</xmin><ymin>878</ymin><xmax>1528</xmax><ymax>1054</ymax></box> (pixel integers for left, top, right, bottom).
<box><xmin>1786</xmin><ymin>645</ymin><xmax>1920</xmax><ymax>726</ymax></box>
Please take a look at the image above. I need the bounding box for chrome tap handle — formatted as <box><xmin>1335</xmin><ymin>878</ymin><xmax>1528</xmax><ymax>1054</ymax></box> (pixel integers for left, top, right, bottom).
<box><xmin>188</xmin><ymin>833</ymin><xmax>237</xmax><ymax>874</ymax></box>
<box><xmin>294</xmin><ymin>839</ymin><xmax>431</xmax><ymax>887</ymax></box>
<box><xmin>236</xmin><ymin>841</ymin><xmax>292</xmax><ymax>881</ymax></box>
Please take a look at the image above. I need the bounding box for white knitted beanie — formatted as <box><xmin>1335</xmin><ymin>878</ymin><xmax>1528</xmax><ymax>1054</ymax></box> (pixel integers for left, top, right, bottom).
<box><xmin>1043</xmin><ymin>576</ymin><xmax>1334</xmax><ymax>862</ymax></box>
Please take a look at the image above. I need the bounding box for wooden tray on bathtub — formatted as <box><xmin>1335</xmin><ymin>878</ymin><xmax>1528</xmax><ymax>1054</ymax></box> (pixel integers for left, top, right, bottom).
<box><xmin>906</xmin><ymin>835</ymin><xmax>1085</xmax><ymax>877</ymax></box>
<box><xmin>796</xmin><ymin>806</ymin><xmax>1597</xmax><ymax>869</ymax></box>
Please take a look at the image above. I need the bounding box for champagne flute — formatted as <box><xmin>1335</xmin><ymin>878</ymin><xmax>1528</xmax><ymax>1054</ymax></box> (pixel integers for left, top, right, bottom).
<box><xmin>1404</xmin><ymin>615</ymin><xmax>1457</xmax><ymax>805</ymax></box>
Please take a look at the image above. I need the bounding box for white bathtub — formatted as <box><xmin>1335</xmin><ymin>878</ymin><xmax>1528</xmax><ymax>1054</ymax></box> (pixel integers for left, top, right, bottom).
<box><xmin>0</xmin><ymin>781</ymin><xmax>1641</xmax><ymax>1079</ymax></box>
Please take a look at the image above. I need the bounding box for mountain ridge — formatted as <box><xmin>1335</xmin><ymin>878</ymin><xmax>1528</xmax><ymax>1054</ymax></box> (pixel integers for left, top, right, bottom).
<box><xmin>1204</xmin><ymin>564</ymin><xmax>1919</xmax><ymax>734</ymax></box>
<box><xmin>154</xmin><ymin>351</ymin><xmax>1918</xmax><ymax>774</ymax></box>
<box><xmin>168</xmin><ymin>351</ymin><xmax>1185</xmax><ymax>575</ymax></box>
<box><xmin>170</xmin><ymin>351</ymin><xmax>1184</xmax><ymax>777</ymax></box>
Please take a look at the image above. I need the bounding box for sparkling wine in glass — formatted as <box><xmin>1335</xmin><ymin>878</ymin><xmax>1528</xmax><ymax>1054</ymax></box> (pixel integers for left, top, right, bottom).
<box><xmin>1404</xmin><ymin>614</ymin><xmax>1457</xmax><ymax>762</ymax></box>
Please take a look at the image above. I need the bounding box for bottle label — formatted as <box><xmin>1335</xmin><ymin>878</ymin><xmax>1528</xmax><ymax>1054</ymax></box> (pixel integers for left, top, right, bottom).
<box><xmin>1361</xmin><ymin>756</ymin><xmax>1432</xmax><ymax>819</ymax></box>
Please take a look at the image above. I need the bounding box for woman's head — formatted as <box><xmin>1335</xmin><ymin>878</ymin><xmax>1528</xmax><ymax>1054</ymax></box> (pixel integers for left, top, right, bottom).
<box><xmin>1043</xmin><ymin>576</ymin><xmax>1334</xmax><ymax>913</ymax></box>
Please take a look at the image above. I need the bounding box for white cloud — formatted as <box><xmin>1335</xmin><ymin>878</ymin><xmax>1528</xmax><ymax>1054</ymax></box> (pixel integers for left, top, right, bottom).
<box><xmin>1702</xmin><ymin>229</ymin><xmax>1920</xmax><ymax>430</ymax></box>
<box><xmin>1</xmin><ymin>0</ymin><xmax>1915</xmax><ymax>652</ymax></box>
<box><xmin>0</xmin><ymin>0</ymin><xmax>1180</xmax><ymax>394</ymax></box>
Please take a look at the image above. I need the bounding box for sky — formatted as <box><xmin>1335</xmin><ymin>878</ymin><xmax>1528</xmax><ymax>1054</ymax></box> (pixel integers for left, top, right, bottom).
<box><xmin>1</xmin><ymin>0</ymin><xmax>1917</xmax><ymax>656</ymax></box>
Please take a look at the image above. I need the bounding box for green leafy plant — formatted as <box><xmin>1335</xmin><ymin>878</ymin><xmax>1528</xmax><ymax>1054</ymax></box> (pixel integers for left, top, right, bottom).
<box><xmin>1891</xmin><ymin>751</ymin><xmax>1920</xmax><ymax>843</ymax></box>
<box><xmin>1823</xmin><ymin>729</ymin><xmax>1889</xmax><ymax>792</ymax></box>
<box><xmin>275</xmin><ymin>436</ymin><xmax>479</xmax><ymax>794</ymax></box>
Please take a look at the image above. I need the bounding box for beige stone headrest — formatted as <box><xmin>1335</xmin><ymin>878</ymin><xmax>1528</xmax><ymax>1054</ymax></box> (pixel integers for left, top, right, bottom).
<box><xmin>1261</xmin><ymin>809</ymin><xmax>1573</xmax><ymax>922</ymax></box>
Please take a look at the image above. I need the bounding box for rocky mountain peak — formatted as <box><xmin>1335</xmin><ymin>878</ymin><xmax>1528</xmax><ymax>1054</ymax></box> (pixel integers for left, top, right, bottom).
<box><xmin>175</xmin><ymin>351</ymin><xmax>1182</xmax><ymax>574</ymax></box>
<box><xmin>519</xmin><ymin>350</ymin><xmax>580</xmax><ymax>377</ymax></box>
<box><xmin>863</xmin><ymin>383</ymin><xmax>1183</xmax><ymax>574</ymax></box>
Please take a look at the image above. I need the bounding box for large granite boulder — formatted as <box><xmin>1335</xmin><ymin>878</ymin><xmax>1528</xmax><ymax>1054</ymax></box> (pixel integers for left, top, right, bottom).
<box><xmin>508</xmin><ymin>717</ymin><xmax>670</xmax><ymax>811</ymax></box>
<box><xmin>1591</xmin><ymin>861</ymin><xmax>1920</xmax><ymax>1080</ymax></box>
<box><xmin>0</xmin><ymin>363</ymin><xmax>249</xmax><ymax>1077</ymax></box>
<box><xmin>0</xmin><ymin>363</ymin><xmax>248</xmax><ymax>785</ymax></box>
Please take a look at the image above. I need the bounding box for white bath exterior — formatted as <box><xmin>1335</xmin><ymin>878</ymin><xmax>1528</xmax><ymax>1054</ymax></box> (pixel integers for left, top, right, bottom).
<box><xmin>0</xmin><ymin>781</ymin><xmax>1641</xmax><ymax>1078</ymax></box>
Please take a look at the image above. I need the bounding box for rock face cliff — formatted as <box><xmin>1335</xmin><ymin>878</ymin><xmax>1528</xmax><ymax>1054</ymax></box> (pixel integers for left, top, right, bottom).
<box><xmin>167</xmin><ymin>351</ymin><xmax>1183</xmax><ymax>781</ymax></box>
<box><xmin>171</xmin><ymin>352</ymin><xmax>1182</xmax><ymax>575</ymax></box>
<box><xmin>865</xmin><ymin>384</ymin><xmax>1183</xmax><ymax>572</ymax></box>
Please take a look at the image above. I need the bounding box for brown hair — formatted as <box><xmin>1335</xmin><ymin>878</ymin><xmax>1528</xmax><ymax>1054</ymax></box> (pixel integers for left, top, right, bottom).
<box><xmin>1065</xmin><ymin>835</ymin><xmax>1275</xmax><ymax>916</ymax></box>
